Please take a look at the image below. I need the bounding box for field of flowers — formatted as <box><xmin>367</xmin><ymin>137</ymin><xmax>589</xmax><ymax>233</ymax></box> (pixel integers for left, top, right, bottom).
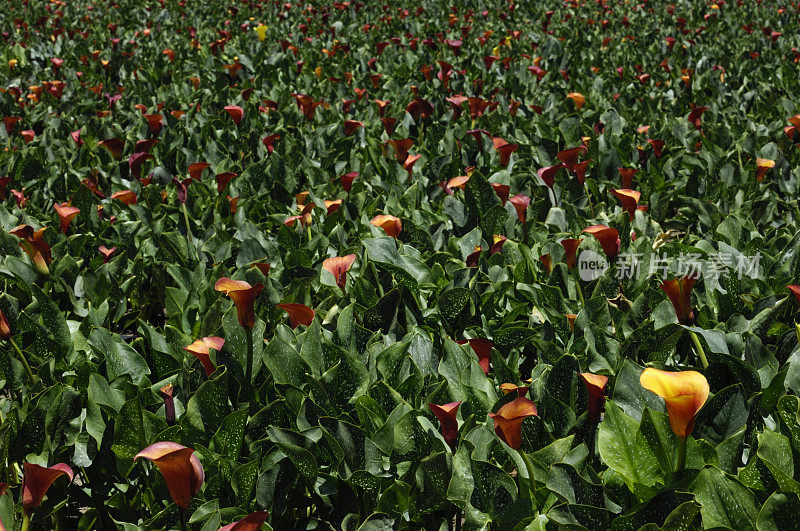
<box><xmin>2</xmin><ymin>0</ymin><xmax>800</xmax><ymax>529</ymax></box>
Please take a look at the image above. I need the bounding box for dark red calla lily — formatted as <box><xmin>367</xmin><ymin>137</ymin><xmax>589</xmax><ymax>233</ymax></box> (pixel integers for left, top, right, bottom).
<box><xmin>53</xmin><ymin>202</ymin><xmax>80</xmax><ymax>234</ymax></box>
<box><xmin>387</xmin><ymin>138</ymin><xmax>413</xmax><ymax>163</ymax></box>
<box><xmin>574</xmin><ymin>160</ymin><xmax>592</xmax><ymax>185</ymax></box>
<box><xmin>135</xmin><ymin>442</ymin><xmax>204</xmax><ymax>510</ymax></box>
<box><xmin>340</xmin><ymin>171</ymin><xmax>358</xmax><ymax>192</ymax></box>
<box><xmin>129</xmin><ymin>152</ymin><xmax>154</xmax><ymax>179</ymax></box>
<box><xmin>160</xmin><ymin>384</ymin><xmax>176</xmax><ymax>425</ymax></box>
<box><xmin>218</xmin><ymin>511</ymin><xmax>271</xmax><ymax>531</ymax></box>
<box><xmin>580</xmin><ymin>373</ymin><xmax>609</xmax><ymax>422</ymax></box>
<box><xmin>490</xmin><ymin>234</ymin><xmax>507</xmax><ymax>255</ymax></box>
<box><xmin>556</xmin><ymin>146</ymin><xmax>586</xmax><ymax>173</ymax></box>
<box><xmin>661</xmin><ymin>277</ymin><xmax>696</xmax><ymax>325</ymax></box>
<box><xmin>98</xmin><ymin>138</ymin><xmax>124</xmax><ymax>161</ymax></box>
<box><xmin>688</xmin><ymin>106</ymin><xmax>708</xmax><ymax>131</ymax></box>
<box><xmin>0</xmin><ymin>308</ymin><xmax>10</xmax><ymax>340</ymax></box>
<box><xmin>458</xmin><ymin>338</ymin><xmax>493</xmax><ymax>374</ymax></box>
<box><xmin>343</xmin><ymin>120</ymin><xmax>364</xmax><ymax>136</ymax></box>
<box><xmin>276</xmin><ymin>303</ymin><xmax>315</xmax><ymax>329</ymax></box>
<box><xmin>216</xmin><ymin>172</ymin><xmax>237</xmax><ymax>194</ymax></box>
<box><xmin>537</xmin><ymin>163</ymin><xmax>564</xmax><ymax>188</ymax></box>
<box><xmin>263</xmin><ymin>134</ymin><xmax>280</xmax><ymax>155</ymax></box>
<box><xmin>560</xmin><ymin>238</ymin><xmax>583</xmax><ymax>269</ymax></box>
<box><xmin>224</xmin><ymin>105</ymin><xmax>243</xmax><ymax>125</ymax></box>
<box><xmin>144</xmin><ymin>114</ymin><xmax>163</xmax><ymax>135</ymax></box>
<box><xmin>509</xmin><ymin>194</ymin><xmax>530</xmax><ymax>222</ymax></box>
<box><xmin>788</xmin><ymin>285</ymin><xmax>800</xmax><ymax>306</ymax></box>
<box><xmin>583</xmin><ymin>225</ymin><xmax>620</xmax><ymax>259</ymax></box>
<box><xmin>491</xmin><ymin>183</ymin><xmax>510</xmax><ymax>205</ymax></box>
<box><xmin>135</xmin><ymin>139</ymin><xmax>158</xmax><ymax>154</ymax></box>
<box><xmin>188</xmin><ymin>162</ymin><xmax>211</xmax><ymax>181</ymax></box>
<box><xmin>466</xmin><ymin>246</ymin><xmax>482</xmax><ymax>267</ymax></box>
<box><xmin>609</xmin><ymin>189</ymin><xmax>641</xmax><ymax>220</ymax></box>
<box><xmin>618</xmin><ymin>168</ymin><xmax>638</xmax><ymax>189</ymax></box>
<box><xmin>489</xmin><ymin>397</ymin><xmax>538</xmax><ymax>450</ymax></box>
<box><xmin>22</xmin><ymin>463</ymin><xmax>74</xmax><ymax>515</ymax></box>
<box><xmin>185</xmin><ymin>337</ymin><xmax>225</xmax><ymax>377</ymax></box>
<box><xmin>429</xmin><ymin>402</ymin><xmax>461</xmax><ymax>449</ymax></box>
<box><xmin>11</xmin><ymin>225</ymin><xmax>52</xmax><ymax>275</ymax></box>
<box><xmin>541</xmin><ymin>253</ymin><xmax>553</xmax><ymax>273</ymax></box>
<box><xmin>492</xmin><ymin>137</ymin><xmax>518</xmax><ymax>167</ymax></box>
<box><xmin>0</xmin><ymin>177</ymin><xmax>9</xmax><ymax>200</ymax></box>
<box><xmin>323</xmin><ymin>255</ymin><xmax>357</xmax><ymax>289</ymax></box>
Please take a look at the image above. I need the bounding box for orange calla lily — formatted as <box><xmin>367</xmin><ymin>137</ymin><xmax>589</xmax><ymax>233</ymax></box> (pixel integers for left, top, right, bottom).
<box><xmin>500</xmin><ymin>383</ymin><xmax>530</xmax><ymax>397</ymax></box>
<box><xmin>53</xmin><ymin>202</ymin><xmax>80</xmax><ymax>233</ymax></box>
<box><xmin>582</xmin><ymin>225</ymin><xmax>620</xmax><ymax>259</ymax></box>
<box><xmin>756</xmin><ymin>158</ymin><xmax>775</xmax><ymax>181</ymax></box>
<box><xmin>215</xmin><ymin>278</ymin><xmax>264</xmax><ymax>329</ymax></box>
<box><xmin>579</xmin><ymin>373</ymin><xmax>608</xmax><ymax>421</ymax></box>
<box><xmin>489</xmin><ymin>397</ymin><xmax>538</xmax><ymax>450</ymax></box>
<box><xmin>11</xmin><ymin>225</ymin><xmax>52</xmax><ymax>276</ymax></box>
<box><xmin>371</xmin><ymin>215</ymin><xmax>402</xmax><ymax>238</ymax></box>
<box><xmin>22</xmin><ymin>462</ymin><xmax>74</xmax><ymax>515</ymax></box>
<box><xmin>135</xmin><ymin>442</ymin><xmax>204</xmax><ymax>510</ymax></box>
<box><xmin>111</xmin><ymin>189</ymin><xmax>137</xmax><ymax>205</ymax></box>
<box><xmin>185</xmin><ymin>337</ymin><xmax>225</xmax><ymax>377</ymax></box>
<box><xmin>640</xmin><ymin>368</ymin><xmax>709</xmax><ymax>438</ymax></box>
<box><xmin>566</xmin><ymin>92</ymin><xmax>585</xmax><ymax>110</ymax></box>
<box><xmin>276</xmin><ymin>303</ymin><xmax>315</xmax><ymax>329</ymax></box>
<box><xmin>323</xmin><ymin>255</ymin><xmax>356</xmax><ymax>289</ymax></box>
<box><xmin>429</xmin><ymin>402</ymin><xmax>462</xmax><ymax>449</ymax></box>
<box><xmin>218</xmin><ymin>511</ymin><xmax>271</xmax><ymax>531</ymax></box>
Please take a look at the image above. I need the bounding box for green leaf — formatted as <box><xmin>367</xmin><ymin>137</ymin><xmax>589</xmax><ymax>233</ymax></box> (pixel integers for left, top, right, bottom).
<box><xmin>598</xmin><ymin>401</ymin><xmax>662</xmax><ymax>490</ymax></box>
<box><xmin>694</xmin><ymin>466</ymin><xmax>758</xmax><ymax>531</ymax></box>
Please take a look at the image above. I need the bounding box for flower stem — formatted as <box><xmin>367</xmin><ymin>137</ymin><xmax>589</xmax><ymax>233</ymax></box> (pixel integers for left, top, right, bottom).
<box><xmin>179</xmin><ymin>508</ymin><xmax>188</xmax><ymax>531</ymax></box>
<box><xmin>688</xmin><ymin>330</ymin><xmax>709</xmax><ymax>369</ymax></box>
<box><xmin>181</xmin><ymin>202</ymin><xmax>195</xmax><ymax>261</ymax></box>
<box><xmin>245</xmin><ymin>326</ymin><xmax>254</xmax><ymax>385</ymax></box>
<box><xmin>8</xmin><ymin>336</ymin><xmax>35</xmax><ymax>384</ymax></box>
<box><xmin>518</xmin><ymin>449</ymin><xmax>537</xmax><ymax>501</ymax></box>
<box><xmin>22</xmin><ymin>513</ymin><xmax>31</xmax><ymax>531</ymax></box>
<box><xmin>573</xmin><ymin>270</ymin><xmax>585</xmax><ymax>306</ymax></box>
<box><xmin>676</xmin><ymin>436</ymin><xmax>687</xmax><ymax>472</ymax></box>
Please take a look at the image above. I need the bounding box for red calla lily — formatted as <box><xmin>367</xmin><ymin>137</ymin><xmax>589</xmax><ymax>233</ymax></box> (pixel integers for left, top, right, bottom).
<box><xmin>491</xmin><ymin>234</ymin><xmax>507</xmax><ymax>255</ymax></box>
<box><xmin>98</xmin><ymin>138</ymin><xmax>124</xmax><ymax>161</ymax></box>
<box><xmin>560</xmin><ymin>238</ymin><xmax>583</xmax><ymax>269</ymax></box>
<box><xmin>22</xmin><ymin>463</ymin><xmax>74</xmax><ymax>515</ymax></box>
<box><xmin>661</xmin><ymin>277</ymin><xmax>696</xmax><ymax>325</ymax></box>
<box><xmin>492</xmin><ymin>137</ymin><xmax>518</xmax><ymax>167</ymax></box>
<box><xmin>509</xmin><ymin>194</ymin><xmax>530</xmax><ymax>222</ymax></box>
<box><xmin>618</xmin><ymin>168</ymin><xmax>638</xmax><ymax>189</ymax></box>
<box><xmin>458</xmin><ymin>338</ymin><xmax>493</xmax><ymax>373</ymax></box>
<box><xmin>53</xmin><ymin>202</ymin><xmax>80</xmax><ymax>233</ymax></box>
<box><xmin>582</xmin><ymin>225</ymin><xmax>620</xmax><ymax>258</ymax></box>
<box><xmin>429</xmin><ymin>402</ymin><xmax>461</xmax><ymax>449</ymax></box>
<box><xmin>99</xmin><ymin>246</ymin><xmax>117</xmax><ymax>263</ymax></box>
<box><xmin>491</xmin><ymin>183</ymin><xmax>510</xmax><ymax>205</ymax></box>
<box><xmin>340</xmin><ymin>171</ymin><xmax>358</xmax><ymax>192</ymax></box>
<box><xmin>580</xmin><ymin>373</ymin><xmax>609</xmax><ymax>421</ymax></box>
<box><xmin>216</xmin><ymin>172</ymin><xmax>237</xmax><ymax>194</ymax></box>
<box><xmin>276</xmin><ymin>303</ymin><xmax>315</xmax><ymax>329</ymax></box>
<box><xmin>224</xmin><ymin>105</ymin><xmax>243</xmax><ymax>125</ymax></box>
<box><xmin>218</xmin><ymin>511</ymin><xmax>271</xmax><ymax>531</ymax></box>
<box><xmin>756</xmin><ymin>158</ymin><xmax>775</xmax><ymax>181</ymax></box>
<box><xmin>188</xmin><ymin>162</ymin><xmax>210</xmax><ymax>181</ymax></box>
<box><xmin>0</xmin><ymin>309</ymin><xmax>10</xmax><ymax>340</ymax></box>
<box><xmin>609</xmin><ymin>189</ymin><xmax>641</xmax><ymax>220</ymax></box>
<box><xmin>111</xmin><ymin>190</ymin><xmax>137</xmax><ymax>205</ymax></box>
<box><xmin>788</xmin><ymin>285</ymin><xmax>800</xmax><ymax>306</ymax></box>
<box><xmin>323</xmin><ymin>255</ymin><xmax>357</xmax><ymax>289</ymax></box>
<box><xmin>215</xmin><ymin>279</ymin><xmax>263</xmax><ymax>329</ymax></box>
<box><xmin>135</xmin><ymin>442</ymin><xmax>204</xmax><ymax>510</ymax></box>
<box><xmin>537</xmin><ymin>163</ymin><xmax>564</xmax><ymax>188</ymax></box>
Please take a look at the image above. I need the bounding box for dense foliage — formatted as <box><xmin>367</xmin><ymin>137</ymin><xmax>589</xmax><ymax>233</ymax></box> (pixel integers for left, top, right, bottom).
<box><xmin>2</xmin><ymin>0</ymin><xmax>800</xmax><ymax>529</ymax></box>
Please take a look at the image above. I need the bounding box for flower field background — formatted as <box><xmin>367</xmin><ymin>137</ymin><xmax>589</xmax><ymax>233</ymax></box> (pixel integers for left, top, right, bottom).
<box><xmin>2</xmin><ymin>0</ymin><xmax>800</xmax><ymax>529</ymax></box>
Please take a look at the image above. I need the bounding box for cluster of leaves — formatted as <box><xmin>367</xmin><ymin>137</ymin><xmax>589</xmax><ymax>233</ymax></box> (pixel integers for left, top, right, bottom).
<box><xmin>2</xmin><ymin>0</ymin><xmax>800</xmax><ymax>529</ymax></box>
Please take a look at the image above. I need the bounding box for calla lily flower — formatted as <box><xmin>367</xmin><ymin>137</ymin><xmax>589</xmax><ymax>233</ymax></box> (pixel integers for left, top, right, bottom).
<box><xmin>579</xmin><ymin>373</ymin><xmax>608</xmax><ymax>421</ymax></box>
<box><xmin>560</xmin><ymin>239</ymin><xmax>582</xmax><ymax>269</ymax></box>
<box><xmin>509</xmin><ymin>194</ymin><xmax>530</xmax><ymax>223</ymax></box>
<box><xmin>144</xmin><ymin>114</ymin><xmax>163</xmax><ymax>135</ymax></box>
<box><xmin>340</xmin><ymin>171</ymin><xmax>358</xmax><ymax>192</ymax></box>
<box><xmin>215</xmin><ymin>279</ymin><xmax>263</xmax><ymax>329</ymax></box>
<box><xmin>96</xmin><ymin>249</ymin><xmax>116</xmax><ymax>266</ymax></box>
<box><xmin>216</xmin><ymin>172</ymin><xmax>237</xmax><ymax>194</ymax></box>
<box><xmin>22</xmin><ymin>463</ymin><xmax>74</xmax><ymax>515</ymax></box>
<box><xmin>53</xmin><ymin>202</ymin><xmax>80</xmax><ymax>233</ymax></box>
<box><xmin>688</xmin><ymin>106</ymin><xmax>708</xmax><ymax>131</ymax></box>
<box><xmin>403</xmin><ymin>154</ymin><xmax>422</xmax><ymax>177</ymax></box>
<box><xmin>219</xmin><ymin>511</ymin><xmax>270</xmax><ymax>531</ymax></box>
<box><xmin>640</xmin><ymin>368</ymin><xmax>709</xmax><ymax>438</ymax></box>
<box><xmin>574</xmin><ymin>160</ymin><xmax>592</xmax><ymax>185</ymax></box>
<box><xmin>0</xmin><ymin>309</ymin><xmax>10</xmax><ymax>340</ymax></box>
<box><xmin>537</xmin><ymin>163</ymin><xmax>564</xmax><ymax>188</ymax></box>
<box><xmin>224</xmin><ymin>105</ymin><xmax>243</xmax><ymax>125</ymax></box>
<box><xmin>491</xmin><ymin>234</ymin><xmax>507</xmax><ymax>255</ymax></box>
<box><xmin>276</xmin><ymin>303</ymin><xmax>315</xmax><ymax>329</ymax></box>
<box><xmin>0</xmin><ymin>177</ymin><xmax>10</xmax><ymax>200</ymax></box>
<box><xmin>111</xmin><ymin>190</ymin><xmax>137</xmax><ymax>205</ymax></box>
<box><xmin>541</xmin><ymin>253</ymin><xmax>553</xmax><ymax>273</ymax></box>
<box><xmin>500</xmin><ymin>383</ymin><xmax>529</xmax><ymax>397</ymax></box>
<box><xmin>618</xmin><ymin>168</ymin><xmax>638</xmax><ymax>189</ymax></box>
<box><xmin>371</xmin><ymin>215</ymin><xmax>402</xmax><ymax>238</ymax></box>
<box><xmin>263</xmin><ymin>134</ymin><xmax>280</xmax><ymax>155</ymax></box>
<box><xmin>491</xmin><ymin>183</ymin><xmax>510</xmax><ymax>205</ymax></box>
<box><xmin>98</xmin><ymin>138</ymin><xmax>124</xmax><ymax>161</ymax></box>
<box><xmin>566</xmin><ymin>314</ymin><xmax>577</xmax><ymax>331</ymax></box>
<box><xmin>492</xmin><ymin>137</ymin><xmax>518</xmax><ymax>167</ymax></box>
<box><xmin>428</xmin><ymin>402</ymin><xmax>461</xmax><ymax>449</ymax></box>
<box><xmin>343</xmin><ymin>120</ymin><xmax>364</xmax><ymax>136</ymax></box>
<box><xmin>324</xmin><ymin>200</ymin><xmax>342</xmax><ymax>215</ymax></box>
<box><xmin>489</xmin><ymin>397</ymin><xmax>538</xmax><ymax>450</ymax></box>
<box><xmin>129</xmin><ymin>152</ymin><xmax>154</xmax><ymax>179</ymax></box>
<box><xmin>556</xmin><ymin>146</ymin><xmax>586</xmax><ymax>173</ymax></box>
<box><xmin>661</xmin><ymin>277</ymin><xmax>696</xmax><ymax>325</ymax></box>
<box><xmin>566</xmin><ymin>92</ymin><xmax>585</xmax><ymax>110</ymax></box>
<box><xmin>323</xmin><ymin>255</ymin><xmax>356</xmax><ymax>289</ymax></box>
<box><xmin>185</xmin><ymin>337</ymin><xmax>225</xmax><ymax>377</ymax></box>
<box><xmin>135</xmin><ymin>442</ymin><xmax>204</xmax><ymax>510</ymax></box>
<box><xmin>582</xmin><ymin>225</ymin><xmax>620</xmax><ymax>259</ymax></box>
<box><xmin>756</xmin><ymin>158</ymin><xmax>775</xmax><ymax>181</ymax></box>
<box><xmin>609</xmin><ymin>189</ymin><xmax>641</xmax><ymax>220</ymax></box>
<box><xmin>11</xmin><ymin>225</ymin><xmax>52</xmax><ymax>275</ymax></box>
<box><xmin>160</xmin><ymin>384</ymin><xmax>176</xmax><ymax>425</ymax></box>
<box><xmin>466</xmin><ymin>246</ymin><xmax>482</xmax><ymax>267</ymax></box>
<box><xmin>387</xmin><ymin>139</ymin><xmax>413</xmax><ymax>163</ymax></box>
<box><xmin>788</xmin><ymin>285</ymin><xmax>800</xmax><ymax>306</ymax></box>
<box><xmin>458</xmin><ymin>338</ymin><xmax>493</xmax><ymax>373</ymax></box>
<box><xmin>188</xmin><ymin>162</ymin><xmax>210</xmax><ymax>181</ymax></box>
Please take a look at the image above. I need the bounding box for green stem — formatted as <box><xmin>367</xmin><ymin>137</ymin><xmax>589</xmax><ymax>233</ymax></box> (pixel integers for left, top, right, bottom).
<box><xmin>179</xmin><ymin>508</ymin><xmax>188</xmax><ymax>531</ymax></box>
<box><xmin>518</xmin><ymin>449</ymin><xmax>537</xmax><ymax>501</ymax></box>
<box><xmin>181</xmin><ymin>202</ymin><xmax>195</xmax><ymax>261</ymax></box>
<box><xmin>244</xmin><ymin>326</ymin><xmax>254</xmax><ymax>385</ymax></box>
<box><xmin>8</xmin><ymin>336</ymin><xmax>35</xmax><ymax>384</ymax></box>
<box><xmin>676</xmin><ymin>436</ymin><xmax>687</xmax><ymax>472</ymax></box>
<box><xmin>585</xmin><ymin>187</ymin><xmax>596</xmax><ymax>218</ymax></box>
<box><xmin>688</xmin><ymin>330</ymin><xmax>709</xmax><ymax>369</ymax></box>
<box><xmin>22</xmin><ymin>513</ymin><xmax>31</xmax><ymax>531</ymax></box>
<box><xmin>573</xmin><ymin>270</ymin><xmax>585</xmax><ymax>306</ymax></box>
